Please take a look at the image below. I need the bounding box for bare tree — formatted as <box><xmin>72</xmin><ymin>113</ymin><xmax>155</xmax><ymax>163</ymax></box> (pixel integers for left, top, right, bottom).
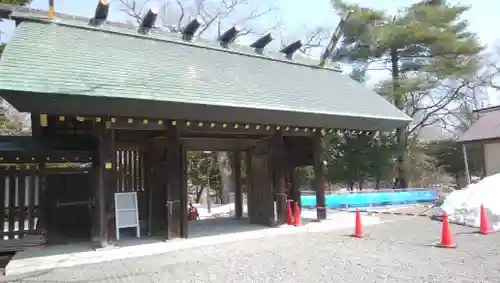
<box><xmin>119</xmin><ymin>0</ymin><xmax>279</xmax><ymax>42</ymax></box>
<box><xmin>475</xmin><ymin>43</ymin><xmax>500</xmax><ymax>105</ymax></box>
<box><xmin>277</xmin><ymin>25</ymin><xmax>333</xmax><ymax>57</ymax></box>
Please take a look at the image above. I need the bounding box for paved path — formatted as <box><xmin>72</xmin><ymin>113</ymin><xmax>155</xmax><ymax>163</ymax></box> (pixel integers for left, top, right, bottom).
<box><xmin>2</xmin><ymin>216</ymin><xmax>500</xmax><ymax>283</ymax></box>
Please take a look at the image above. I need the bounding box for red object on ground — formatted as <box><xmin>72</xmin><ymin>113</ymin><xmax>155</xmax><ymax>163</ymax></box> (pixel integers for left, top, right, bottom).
<box><xmin>188</xmin><ymin>206</ymin><xmax>199</xmax><ymax>221</ymax></box>
<box><xmin>351</xmin><ymin>208</ymin><xmax>364</xmax><ymax>238</ymax></box>
<box><xmin>293</xmin><ymin>202</ymin><xmax>301</xmax><ymax>226</ymax></box>
<box><xmin>286</xmin><ymin>200</ymin><xmax>293</xmax><ymax>225</ymax></box>
<box><xmin>437</xmin><ymin>212</ymin><xmax>456</xmax><ymax>248</ymax></box>
<box><xmin>479</xmin><ymin>204</ymin><xmax>492</xmax><ymax>235</ymax></box>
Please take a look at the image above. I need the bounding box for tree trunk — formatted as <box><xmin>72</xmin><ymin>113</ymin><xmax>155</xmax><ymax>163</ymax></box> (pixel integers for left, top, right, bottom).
<box><xmin>358</xmin><ymin>180</ymin><xmax>364</xmax><ymax>191</ymax></box>
<box><xmin>391</xmin><ymin>47</ymin><xmax>408</xmax><ymax>189</ymax></box>
<box><xmin>348</xmin><ymin>181</ymin><xmax>354</xmax><ymax>191</ymax></box>
<box><xmin>375</xmin><ymin>178</ymin><xmax>380</xmax><ymax>190</ymax></box>
<box><xmin>195</xmin><ymin>186</ymin><xmax>204</xmax><ymax>203</ymax></box>
<box><xmin>217</xmin><ymin>152</ymin><xmax>235</xmax><ymax>204</ymax></box>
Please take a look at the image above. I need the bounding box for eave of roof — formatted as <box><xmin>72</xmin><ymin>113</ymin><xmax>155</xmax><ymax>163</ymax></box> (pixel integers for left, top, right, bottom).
<box><xmin>473</xmin><ymin>104</ymin><xmax>500</xmax><ymax>114</ymax></box>
<box><xmin>458</xmin><ymin>110</ymin><xmax>500</xmax><ymax>143</ymax></box>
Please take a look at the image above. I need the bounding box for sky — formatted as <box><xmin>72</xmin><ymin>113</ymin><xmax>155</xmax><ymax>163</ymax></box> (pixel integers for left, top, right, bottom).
<box><xmin>0</xmin><ymin>0</ymin><xmax>499</xmax><ymax>104</ymax></box>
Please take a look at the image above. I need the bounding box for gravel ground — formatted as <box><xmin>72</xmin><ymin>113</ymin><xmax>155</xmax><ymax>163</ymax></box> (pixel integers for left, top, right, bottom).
<box><xmin>2</xmin><ymin>215</ymin><xmax>499</xmax><ymax>283</ymax></box>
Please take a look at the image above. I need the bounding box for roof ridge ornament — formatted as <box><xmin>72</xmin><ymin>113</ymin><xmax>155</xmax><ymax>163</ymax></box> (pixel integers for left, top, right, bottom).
<box><xmin>138</xmin><ymin>7</ymin><xmax>159</xmax><ymax>35</ymax></box>
<box><xmin>249</xmin><ymin>32</ymin><xmax>273</xmax><ymax>54</ymax></box>
<box><xmin>89</xmin><ymin>0</ymin><xmax>110</xmax><ymax>27</ymax></box>
<box><xmin>280</xmin><ymin>40</ymin><xmax>302</xmax><ymax>60</ymax></box>
<box><xmin>219</xmin><ymin>26</ymin><xmax>241</xmax><ymax>48</ymax></box>
<box><xmin>182</xmin><ymin>17</ymin><xmax>204</xmax><ymax>41</ymax></box>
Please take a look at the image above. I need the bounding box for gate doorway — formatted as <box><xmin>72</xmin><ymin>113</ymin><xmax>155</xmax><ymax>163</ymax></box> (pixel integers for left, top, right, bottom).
<box><xmin>45</xmin><ymin>171</ymin><xmax>94</xmax><ymax>244</ymax></box>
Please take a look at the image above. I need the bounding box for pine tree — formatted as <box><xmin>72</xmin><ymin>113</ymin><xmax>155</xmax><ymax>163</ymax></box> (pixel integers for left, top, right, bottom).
<box><xmin>331</xmin><ymin>0</ymin><xmax>483</xmax><ymax>188</ymax></box>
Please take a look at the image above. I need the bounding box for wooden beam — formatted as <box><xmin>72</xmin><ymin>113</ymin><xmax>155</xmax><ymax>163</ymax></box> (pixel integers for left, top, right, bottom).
<box><xmin>180</xmin><ymin>144</ymin><xmax>188</xmax><ymax>238</ymax></box>
<box><xmin>282</xmin><ymin>130</ymin><xmax>315</xmax><ymax>137</ymax></box>
<box><xmin>290</xmin><ymin>167</ymin><xmax>300</xmax><ymax>207</ymax></box>
<box><xmin>181</xmin><ymin>138</ymin><xmax>260</xmax><ymax>151</ymax></box>
<box><xmin>165</xmin><ymin>127</ymin><xmax>185</xmax><ymax>239</ymax></box>
<box><xmin>180</xmin><ymin>132</ymin><xmax>271</xmax><ymax>140</ymax></box>
<box><xmin>271</xmin><ymin>131</ymin><xmax>287</xmax><ymax>226</ymax></box>
<box><xmin>176</xmin><ymin>121</ymin><xmax>334</xmax><ymax>137</ymax></box>
<box><xmin>110</xmin><ymin>118</ymin><xmax>169</xmax><ymax>131</ymax></box>
<box><xmin>96</xmin><ymin>121</ymin><xmax>116</xmax><ymax>246</ymax></box>
<box><xmin>37</xmin><ymin>163</ymin><xmax>48</xmax><ymax>237</ymax></box>
<box><xmin>177</xmin><ymin>121</ymin><xmax>274</xmax><ymax>136</ymax></box>
<box><xmin>248</xmin><ymin>145</ymin><xmax>274</xmax><ymax>226</ymax></box>
<box><xmin>30</xmin><ymin>113</ymin><xmax>43</xmax><ymax>137</ymax></box>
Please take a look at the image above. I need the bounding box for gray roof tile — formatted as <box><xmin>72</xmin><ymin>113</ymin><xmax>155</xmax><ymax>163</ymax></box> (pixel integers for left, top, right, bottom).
<box><xmin>0</xmin><ymin>18</ymin><xmax>411</xmax><ymax>131</ymax></box>
<box><xmin>459</xmin><ymin>109</ymin><xmax>500</xmax><ymax>143</ymax></box>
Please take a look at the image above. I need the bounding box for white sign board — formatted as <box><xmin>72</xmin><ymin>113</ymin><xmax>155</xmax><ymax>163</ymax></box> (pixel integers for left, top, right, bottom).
<box><xmin>274</xmin><ymin>201</ymin><xmax>277</xmax><ymax>223</ymax></box>
<box><xmin>114</xmin><ymin>192</ymin><xmax>140</xmax><ymax>240</ymax></box>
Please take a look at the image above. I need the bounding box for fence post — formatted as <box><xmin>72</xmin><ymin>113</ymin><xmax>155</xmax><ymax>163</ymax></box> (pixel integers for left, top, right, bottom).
<box><xmin>345</xmin><ymin>192</ymin><xmax>349</xmax><ymax>211</ymax></box>
<box><xmin>369</xmin><ymin>192</ymin><xmax>372</xmax><ymax>209</ymax></box>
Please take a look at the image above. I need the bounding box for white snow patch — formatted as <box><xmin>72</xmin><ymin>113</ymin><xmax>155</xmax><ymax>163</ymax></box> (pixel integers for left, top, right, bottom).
<box><xmin>194</xmin><ymin>203</ymin><xmax>248</xmax><ymax>219</ymax></box>
<box><xmin>440</xmin><ymin>173</ymin><xmax>500</xmax><ymax>231</ymax></box>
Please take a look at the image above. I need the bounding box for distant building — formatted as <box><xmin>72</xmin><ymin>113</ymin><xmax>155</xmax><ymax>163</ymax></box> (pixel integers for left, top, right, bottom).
<box><xmin>459</xmin><ymin>105</ymin><xmax>500</xmax><ymax>176</ymax></box>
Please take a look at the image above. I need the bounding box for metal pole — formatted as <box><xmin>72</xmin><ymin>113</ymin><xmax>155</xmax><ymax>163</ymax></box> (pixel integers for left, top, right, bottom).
<box><xmin>462</xmin><ymin>143</ymin><xmax>471</xmax><ymax>185</ymax></box>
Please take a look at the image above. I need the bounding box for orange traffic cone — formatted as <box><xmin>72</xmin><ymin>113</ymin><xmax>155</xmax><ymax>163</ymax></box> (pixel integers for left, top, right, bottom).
<box><xmin>351</xmin><ymin>208</ymin><xmax>364</xmax><ymax>238</ymax></box>
<box><xmin>437</xmin><ymin>212</ymin><xmax>456</xmax><ymax>248</ymax></box>
<box><xmin>293</xmin><ymin>202</ymin><xmax>301</xmax><ymax>226</ymax></box>
<box><xmin>286</xmin><ymin>200</ymin><xmax>293</xmax><ymax>225</ymax></box>
<box><xmin>479</xmin><ymin>204</ymin><xmax>491</xmax><ymax>235</ymax></box>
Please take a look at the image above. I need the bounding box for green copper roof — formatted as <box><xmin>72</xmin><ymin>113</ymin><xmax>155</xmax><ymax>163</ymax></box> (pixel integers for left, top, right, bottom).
<box><xmin>0</xmin><ymin>17</ymin><xmax>412</xmax><ymax>131</ymax></box>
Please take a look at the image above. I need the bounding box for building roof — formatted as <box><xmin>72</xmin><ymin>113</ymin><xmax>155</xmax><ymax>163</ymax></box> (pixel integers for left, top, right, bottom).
<box><xmin>459</xmin><ymin>107</ymin><xmax>500</xmax><ymax>143</ymax></box>
<box><xmin>474</xmin><ymin>104</ymin><xmax>500</xmax><ymax>114</ymax></box>
<box><xmin>0</xmin><ymin>12</ymin><xmax>412</xmax><ymax>131</ymax></box>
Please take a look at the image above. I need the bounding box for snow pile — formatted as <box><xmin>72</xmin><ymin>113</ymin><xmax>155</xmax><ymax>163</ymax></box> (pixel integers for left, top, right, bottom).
<box><xmin>440</xmin><ymin>173</ymin><xmax>500</xmax><ymax>231</ymax></box>
<box><xmin>194</xmin><ymin>203</ymin><xmax>248</xmax><ymax>219</ymax></box>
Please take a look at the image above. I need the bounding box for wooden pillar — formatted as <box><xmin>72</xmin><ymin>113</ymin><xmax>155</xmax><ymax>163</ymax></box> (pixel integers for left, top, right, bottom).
<box><xmin>143</xmin><ymin>151</ymin><xmax>153</xmax><ymax>237</ymax></box>
<box><xmin>30</xmin><ymin>113</ymin><xmax>43</xmax><ymax>137</ymax></box>
<box><xmin>144</xmin><ymin>148</ymin><xmax>164</xmax><ymax>236</ymax></box>
<box><xmin>271</xmin><ymin>132</ymin><xmax>287</xmax><ymax>226</ymax></box>
<box><xmin>248</xmin><ymin>145</ymin><xmax>274</xmax><ymax>226</ymax></box>
<box><xmin>313</xmin><ymin>133</ymin><xmax>326</xmax><ymax>220</ymax></box>
<box><xmin>91</xmin><ymin>166</ymin><xmax>100</xmax><ymax>243</ymax></box>
<box><xmin>96</xmin><ymin>120</ymin><xmax>115</xmax><ymax>246</ymax></box>
<box><xmin>232</xmin><ymin>151</ymin><xmax>243</xmax><ymax>219</ymax></box>
<box><xmin>180</xmin><ymin>144</ymin><xmax>188</xmax><ymax>238</ymax></box>
<box><xmin>144</xmin><ymin>142</ymin><xmax>167</xmax><ymax>236</ymax></box>
<box><xmin>290</xmin><ymin>167</ymin><xmax>300</xmax><ymax>208</ymax></box>
<box><xmin>165</xmin><ymin>126</ymin><xmax>187</xmax><ymax>239</ymax></box>
<box><xmin>37</xmin><ymin>163</ymin><xmax>48</xmax><ymax>237</ymax></box>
